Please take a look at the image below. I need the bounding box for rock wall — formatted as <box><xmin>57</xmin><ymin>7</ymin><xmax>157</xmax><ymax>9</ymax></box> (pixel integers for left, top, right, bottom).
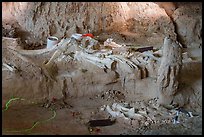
<box><xmin>2</xmin><ymin>2</ymin><xmax>176</xmax><ymax>47</ymax></box>
<box><xmin>172</xmin><ymin>2</ymin><xmax>202</xmax><ymax>48</ymax></box>
<box><xmin>2</xmin><ymin>2</ymin><xmax>202</xmax><ymax>48</ymax></box>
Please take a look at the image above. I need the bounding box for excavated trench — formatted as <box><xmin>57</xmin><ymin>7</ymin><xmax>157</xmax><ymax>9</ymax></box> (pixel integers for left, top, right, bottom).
<box><xmin>2</xmin><ymin>2</ymin><xmax>202</xmax><ymax>135</ymax></box>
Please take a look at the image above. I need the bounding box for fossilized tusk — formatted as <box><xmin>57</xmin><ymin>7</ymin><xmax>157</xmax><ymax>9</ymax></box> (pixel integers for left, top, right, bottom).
<box><xmin>7</xmin><ymin>45</ymin><xmax>58</xmax><ymax>55</ymax></box>
<box><xmin>74</xmin><ymin>51</ymin><xmax>115</xmax><ymax>69</ymax></box>
<box><xmin>7</xmin><ymin>38</ymin><xmax>69</xmax><ymax>56</ymax></box>
<box><xmin>108</xmin><ymin>55</ymin><xmax>138</xmax><ymax>69</ymax></box>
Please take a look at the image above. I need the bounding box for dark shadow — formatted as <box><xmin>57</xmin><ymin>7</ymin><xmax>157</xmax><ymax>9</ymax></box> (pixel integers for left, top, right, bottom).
<box><xmin>179</xmin><ymin>61</ymin><xmax>202</xmax><ymax>85</ymax></box>
<box><xmin>174</xmin><ymin>61</ymin><xmax>202</xmax><ymax>109</ymax></box>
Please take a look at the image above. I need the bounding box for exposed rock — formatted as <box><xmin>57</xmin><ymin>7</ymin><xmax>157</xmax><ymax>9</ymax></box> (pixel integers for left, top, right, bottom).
<box><xmin>172</xmin><ymin>3</ymin><xmax>202</xmax><ymax>48</ymax></box>
<box><xmin>157</xmin><ymin>37</ymin><xmax>182</xmax><ymax>105</ymax></box>
<box><xmin>2</xmin><ymin>2</ymin><xmax>175</xmax><ymax>48</ymax></box>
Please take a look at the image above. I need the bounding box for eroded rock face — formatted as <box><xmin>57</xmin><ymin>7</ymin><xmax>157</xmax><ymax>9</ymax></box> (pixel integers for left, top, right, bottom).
<box><xmin>2</xmin><ymin>2</ymin><xmax>175</xmax><ymax>47</ymax></box>
<box><xmin>172</xmin><ymin>3</ymin><xmax>202</xmax><ymax>48</ymax></box>
<box><xmin>2</xmin><ymin>2</ymin><xmax>202</xmax><ymax>49</ymax></box>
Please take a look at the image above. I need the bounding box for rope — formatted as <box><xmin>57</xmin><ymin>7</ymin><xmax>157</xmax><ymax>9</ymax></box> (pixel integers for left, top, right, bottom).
<box><xmin>2</xmin><ymin>97</ymin><xmax>25</xmax><ymax>112</ymax></box>
<box><xmin>2</xmin><ymin>97</ymin><xmax>57</xmax><ymax>133</ymax></box>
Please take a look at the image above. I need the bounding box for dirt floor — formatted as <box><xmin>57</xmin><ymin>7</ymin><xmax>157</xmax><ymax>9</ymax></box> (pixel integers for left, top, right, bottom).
<box><xmin>2</xmin><ymin>93</ymin><xmax>202</xmax><ymax>135</ymax></box>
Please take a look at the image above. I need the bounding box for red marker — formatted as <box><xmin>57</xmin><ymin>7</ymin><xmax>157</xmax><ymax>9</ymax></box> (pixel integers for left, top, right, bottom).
<box><xmin>82</xmin><ymin>33</ymin><xmax>94</xmax><ymax>38</ymax></box>
<box><xmin>52</xmin><ymin>97</ymin><xmax>57</xmax><ymax>102</ymax></box>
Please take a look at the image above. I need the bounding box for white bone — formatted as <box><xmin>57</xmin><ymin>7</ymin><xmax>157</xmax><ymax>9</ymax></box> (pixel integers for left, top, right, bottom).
<box><xmin>2</xmin><ymin>63</ymin><xmax>16</xmax><ymax>72</ymax></box>
<box><xmin>74</xmin><ymin>51</ymin><xmax>115</xmax><ymax>69</ymax></box>
<box><xmin>108</xmin><ymin>55</ymin><xmax>138</xmax><ymax>69</ymax></box>
<box><xmin>140</xmin><ymin>51</ymin><xmax>161</xmax><ymax>62</ymax></box>
<box><xmin>112</xmin><ymin>103</ymin><xmax>130</xmax><ymax>112</ymax></box>
<box><xmin>7</xmin><ymin>38</ymin><xmax>70</xmax><ymax>56</ymax></box>
<box><xmin>105</xmin><ymin>105</ymin><xmax>125</xmax><ymax>118</ymax></box>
